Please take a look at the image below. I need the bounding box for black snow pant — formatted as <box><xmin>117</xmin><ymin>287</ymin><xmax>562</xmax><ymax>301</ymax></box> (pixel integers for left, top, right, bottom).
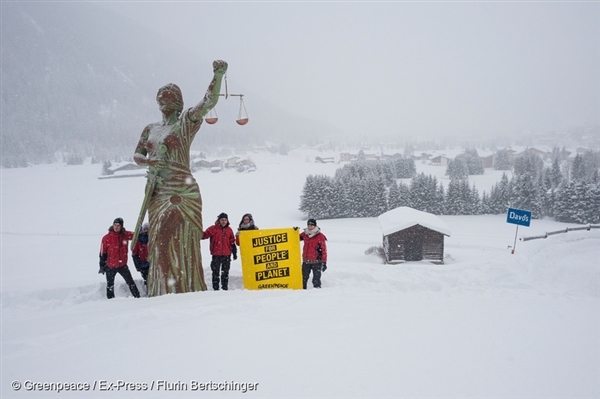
<box><xmin>302</xmin><ymin>261</ymin><xmax>323</xmax><ymax>289</ymax></box>
<box><xmin>106</xmin><ymin>265</ymin><xmax>140</xmax><ymax>299</ymax></box>
<box><xmin>210</xmin><ymin>255</ymin><xmax>231</xmax><ymax>290</ymax></box>
<box><xmin>140</xmin><ymin>267</ymin><xmax>149</xmax><ymax>286</ymax></box>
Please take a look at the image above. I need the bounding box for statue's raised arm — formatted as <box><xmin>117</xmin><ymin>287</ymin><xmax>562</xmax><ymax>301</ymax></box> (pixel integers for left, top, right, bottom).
<box><xmin>189</xmin><ymin>60</ymin><xmax>228</xmax><ymax>122</ymax></box>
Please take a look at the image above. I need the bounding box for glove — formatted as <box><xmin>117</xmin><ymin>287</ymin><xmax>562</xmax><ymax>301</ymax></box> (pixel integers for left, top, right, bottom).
<box><xmin>321</xmin><ymin>263</ymin><xmax>327</xmax><ymax>272</ymax></box>
<box><xmin>231</xmin><ymin>244</ymin><xmax>238</xmax><ymax>260</ymax></box>
<box><xmin>98</xmin><ymin>253</ymin><xmax>108</xmax><ymax>275</ymax></box>
<box><xmin>132</xmin><ymin>255</ymin><xmax>141</xmax><ymax>272</ymax></box>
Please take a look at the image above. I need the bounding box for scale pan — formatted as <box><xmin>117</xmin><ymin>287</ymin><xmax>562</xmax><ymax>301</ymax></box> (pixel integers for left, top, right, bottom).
<box><xmin>236</xmin><ymin>118</ymin><xmax>249</xmax><ymax>126</ymax></box>
<box><xmin>205</xmin><ymin>117</ymin><xmax>218</xmax><ymax>124</ymax></box>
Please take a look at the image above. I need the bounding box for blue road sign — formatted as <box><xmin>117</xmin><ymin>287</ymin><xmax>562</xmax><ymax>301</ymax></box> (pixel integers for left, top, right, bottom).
<box><xmin>506</xmin><ymin>207</ymin><xmax>532</xmax><ymax>227</ymax></box>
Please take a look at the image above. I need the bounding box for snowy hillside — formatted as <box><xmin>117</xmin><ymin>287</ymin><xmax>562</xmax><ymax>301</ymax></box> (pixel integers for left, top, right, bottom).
<box><xmin>1</xmin><ymin>150</ymin><xmax>599</xmax><ymax>398</ymax></box>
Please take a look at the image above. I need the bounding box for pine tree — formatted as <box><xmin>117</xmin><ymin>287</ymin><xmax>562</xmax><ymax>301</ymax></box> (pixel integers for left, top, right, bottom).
<box><xmin>481</xmin><ymin>191</ymin><xmax>492</xmax><ymax>214</ymax></box>
<box><xmin>387</xmin><ymin>181</ymin><xmax>401</xmax><ymax>210</ymax></box>
<box><xmin>553</xmin><ymin>181</ymin><xmax>575</xmax><ymax>222</ymax></box>
<box><xmin>101</xmin><ymin>160</ymin><xmax>112</xmax><ymax>175</ymax></box>
<box><xmin>514</xmin><ymin>149</ymin><xmax>543</xmax><ymax>179</ymax></box>
<box><xmin>329</xmin><ymin>179</ymin><xmax>348</xmax><ymax>218</ymax></box>
<box><xmin>445</xmin><ymin>180</ymin><xmax>462</xmax><ymax>215</ymax></box>
<box><xmin>398</xmin><ymin>182</ymin><xmax>411</xmax><ymax>208</ymax></box>
<box><xmin>469</xmin><ymin>184</ymin><xmax>481</xmax><ymax>215</ymax></box>
<box><xmin>512</xmin><ymin>173</ymin><xmax>542</xmax><ymax>218</ymax></box>
<box><xmin>582</xmin><ymin>150</ymin><xmax>600</xmax><ymax>181</ymax></box>
<box><xmin>496</xmin><ymin>173</ymin><xmax>512</xmax><ymax>214</ymax></box>
<box><xmin>299</xmin><ymin>175</ymin><xmax>317</xmax><ymax>217</ymax></box>
<box><xmin>571</xmin><ymin>154</ymin><xmax>586</xmax><ymax>181</ymax></box>
<box><xmin>368</xmin><ymin>176</ymin><xmax>388</xmax><ymax>217</ymax></box>
<box><xmin>548</xmin><ymin>157</ymin><xmax>563</xmax><ymax>188</ymax></box>
<box><xmin>435</xmin><ymin>183</ymin><xmax>446</xmax><ymax>215</ymax></box>
<box><xmin>409</xmin><ymin>173</ymin><xmax>434</xmax><ymax>212</ymax></box>
<box><xmin>493</xmin><ymin>149</ymin><xmax>512</xmax><ymax>170</ymax></box>
<box><xmin>539</xmin><ymin>172</ymin><xmax>554</xmax><ymax>217</ymax></box>
<box><xmin>459</xmin><ymin>180</ymin><xmax>472</xmax><ymax>215</ymax></box>
<box><xmin>325</xmin><ymin>176</ymin><xmax>338</xmax><ymax>218</ymax></box>
<box><xmin>446</xmin><ymin>158</ymin><xmax>469</xmax><ymax>181</ymax></box>
<box><xmin>463</xmin><ymin>148</ymin><xmax>484</xmax><ymax>175</ymax></box>
<box><xmin>554</xmin><ymin>181</ymin><xmax>600</xmax><ymax>224</ymax></box>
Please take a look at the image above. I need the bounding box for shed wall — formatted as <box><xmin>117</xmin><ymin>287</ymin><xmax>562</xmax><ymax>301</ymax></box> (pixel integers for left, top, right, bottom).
<box><xmin>383</xmin><ymin>224</ymin><xmax>444</xmax><ymax>263</ymax></box>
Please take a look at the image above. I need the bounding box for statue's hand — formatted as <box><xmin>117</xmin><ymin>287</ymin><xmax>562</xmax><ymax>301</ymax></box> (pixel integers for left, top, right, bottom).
<box><xmin>146</xmin><ymin>158</ymin><xmax>165</xmax><ymax>168</ymax></box>
<box><xmin>213</xmin><ymin>60</ymin><xmax>228</xmax><ymax>76</ymax></box>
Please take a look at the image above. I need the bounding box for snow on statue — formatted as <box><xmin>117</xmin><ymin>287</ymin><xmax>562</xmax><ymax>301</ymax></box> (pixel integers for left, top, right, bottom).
<box><xmin>133</xmin><ymin>60</ymin><xmax>228</xmax><ymax>296</ymax></box>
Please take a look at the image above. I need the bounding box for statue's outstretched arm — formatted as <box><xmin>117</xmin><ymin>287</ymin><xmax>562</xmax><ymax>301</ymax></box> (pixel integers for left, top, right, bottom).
<box><xmin>189</xmin><ymin>60</ymin><xmax>228</xmax><ymax>122</ymax></box>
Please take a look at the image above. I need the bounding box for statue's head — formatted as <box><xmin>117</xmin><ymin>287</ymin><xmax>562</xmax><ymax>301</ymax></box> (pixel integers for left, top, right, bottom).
<box><xmin>156</xmin><ymin>83</ymin><xmax>184</xmax><ymax>114</ymax></box>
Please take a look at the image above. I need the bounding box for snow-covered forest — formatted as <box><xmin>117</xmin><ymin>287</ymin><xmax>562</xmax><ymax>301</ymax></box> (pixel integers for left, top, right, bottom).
<box><xmin>300</xmin><ymin>147</ymin><xmax>600</xmax><ymax>224</ymax></box>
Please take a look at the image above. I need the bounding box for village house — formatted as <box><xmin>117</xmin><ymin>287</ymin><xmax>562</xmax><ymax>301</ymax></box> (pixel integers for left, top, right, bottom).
<box><xmin>225</xmin><ymin>156</ymin><xmax>240</xmax><ymax>168</ymax></box>
<box><xmin>480</xmin><ymin>154</ymin><xmax>495</xmax><ymax>168</ymax></box>
<box><xmin>99</xmin><ymin>161</ymin><xmax>145</xmax><ymax>179</ymax></box>
<box><xmin>191</xmin><ymin>159</ymin><xmax>211</xmax><ymax>171</ymax></box>
<box><xmin>429</xmin><ymin>155</ymin><xmax>451</xmax><ymax>167</ymax></box>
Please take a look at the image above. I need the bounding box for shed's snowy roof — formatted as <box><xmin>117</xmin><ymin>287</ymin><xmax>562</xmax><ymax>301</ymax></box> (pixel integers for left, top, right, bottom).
<box><xmin>378</xmin><ymin>207</ymin><xmax>451</xmax><ymax>237</ymax></box>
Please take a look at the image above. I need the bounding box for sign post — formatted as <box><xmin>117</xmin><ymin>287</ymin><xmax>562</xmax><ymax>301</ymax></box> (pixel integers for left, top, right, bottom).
<box><xmin>506</xmin><ymin>207</ymin><xmax>532</xmax><ymax>254</ymax></box>
<box><xmin>238</xmin><ymin>227</ymin><xmax>303</xmax><ymax>290</ymax></box>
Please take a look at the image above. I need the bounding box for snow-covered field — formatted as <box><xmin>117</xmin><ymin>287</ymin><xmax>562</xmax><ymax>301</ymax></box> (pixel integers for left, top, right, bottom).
<box><xmin>2</xmin><ymin>149</ymin><xmax>599</xmax><ymax>398</ymax></box>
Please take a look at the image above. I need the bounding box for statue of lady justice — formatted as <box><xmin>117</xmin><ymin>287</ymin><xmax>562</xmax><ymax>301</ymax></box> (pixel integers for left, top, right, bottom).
<box><xmin>133</xmin><ymin>60</ymin><xmax>227</xmax><ymax>296</ymax></box>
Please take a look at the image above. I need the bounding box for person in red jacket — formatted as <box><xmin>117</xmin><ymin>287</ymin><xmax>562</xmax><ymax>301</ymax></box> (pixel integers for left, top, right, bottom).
<box><xmin>132</xmin><ymin>222</ymin><xmax>150</xmax><ymax>286</ymax></box>
<box><xmin>99</xmin><ymin>217</ymin><xmax>141</xmax><ymax>299</ymax></box>
<box><xmin>202</xmin><ymin>213</ymin><xmax>237</xmax><ymax>290</ymax></box>
<box><xmin>300</xmin><ymin>218</ymin><xmax>327</xmax><ymax>289</ymax></box>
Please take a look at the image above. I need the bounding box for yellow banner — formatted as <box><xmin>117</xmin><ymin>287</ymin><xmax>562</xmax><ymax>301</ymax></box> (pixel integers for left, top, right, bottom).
<box><xmin>239</xmin><ymin>227</ymin><xmax>302</xmax><ymax>290</ymax></box>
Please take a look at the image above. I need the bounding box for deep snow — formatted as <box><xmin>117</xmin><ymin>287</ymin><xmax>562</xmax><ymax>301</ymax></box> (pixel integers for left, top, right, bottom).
<box><xmin>1</xmin><ymin>149</ymin><xmax>599</xmax><ymax>398</ymax></box>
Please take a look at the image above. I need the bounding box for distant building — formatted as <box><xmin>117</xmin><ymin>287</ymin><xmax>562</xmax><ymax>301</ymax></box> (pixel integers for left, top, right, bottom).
<box><xmin>108</xmin><ymin>162</ymin><xmax>142</xmax><ymax>174</ymax></box>
<box><xmin>98</xmin><ymin>162</ymin><xmax>145</xmax><ymax>180</ymax></box>
<box><xmin>339</xmin><ymin>152</ymin><xmax>378</xmax><ymax>162</ymax></box>
<box><xmin>315</xmin><ymin>156</ymin><xmax>335</xmax><ymax>163</ymax></box>
<box><xmin>191</xmin><ymin>159</ymin><xmax>211</xmax><ymax>171</ymax></box>
<box><xmin>225</xmin><ymin>157</ymin><xmax>240</xmax><ymax>168</ymax></box>
<box><xmin>480</xmin><ymin>154</ymin><xmax>494</xmax><ymax>168</ymax></box>
<box><xmin>430</xmin><ymin>155</ymin><xmax>451</xmax><ymax>167</ymax></box>
<box><xmin>209</xmin><ymin>160</ymin><xmax>223</xmax><ymax>171</ymax></box>
<box><xmin>339</xmin><ymin>153</ymin><xmax>357</xmax><ymax>162</ymax></box>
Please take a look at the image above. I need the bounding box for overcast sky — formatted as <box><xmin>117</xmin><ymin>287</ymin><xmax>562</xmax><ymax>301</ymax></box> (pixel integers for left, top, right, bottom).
<box><xmin>99</xmin><ymin>1</ymin><xmax>598</xmax><ymax>140</ymax></box>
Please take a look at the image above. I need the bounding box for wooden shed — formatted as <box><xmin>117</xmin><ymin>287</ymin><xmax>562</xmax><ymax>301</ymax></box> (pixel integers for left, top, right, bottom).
<box><xmin>377</xmin><ymin>207</ymin><xmax>451</xmax><ymax>264</ymax></box>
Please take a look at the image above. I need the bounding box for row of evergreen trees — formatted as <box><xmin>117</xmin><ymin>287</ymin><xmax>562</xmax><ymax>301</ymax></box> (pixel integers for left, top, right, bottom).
<box><xmin>299</xmin><ymin>150</ymin><xmax>600</xmax><ymax>224</ymax></box>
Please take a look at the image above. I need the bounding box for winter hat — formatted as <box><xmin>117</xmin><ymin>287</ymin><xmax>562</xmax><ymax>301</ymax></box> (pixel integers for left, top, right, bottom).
<box><xmin>217</xmin><ymin>212</ymin><xmax>229</xmax><ymax>220</ymax></box>
<box><xmin>113</xmin><ymin>217</ymin><xmax>124</xmax><ymax>227</ymax></box>
<box><xmin>307</xmin><ymin>218</ymin><xmax>317</xmax><ymax>226</ymax></box>
<box><xmin>141</xmin><ymin>222</ymin><xmax>150</xmax><ymax>232</ymax></box>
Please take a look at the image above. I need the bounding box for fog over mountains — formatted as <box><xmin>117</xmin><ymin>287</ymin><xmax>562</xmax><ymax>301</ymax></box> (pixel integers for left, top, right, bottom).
<box><xmin>1</xmin><ymin>2</ymin><xmax>341</xmax><ymax>167</ymax></box>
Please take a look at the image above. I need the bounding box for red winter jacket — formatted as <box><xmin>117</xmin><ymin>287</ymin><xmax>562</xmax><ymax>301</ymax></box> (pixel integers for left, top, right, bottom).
<box><xmin>300</xmin><ymin>229</ymin><xmax>328</xmax><ymax>263</ymax></box>
<box><xmin>100</xmin><ymin>227</ymin><xmax>134</xmax><ymax>268</ymax></box>
<box><xmin>132</xmin><ymin>240</ymin><xmax>148</xmax><ymax>263</ymax></box>
<box><xmin>202</xmin><ymin>222</ymin><xmax>235</xmax><ymax>256</ymax></box>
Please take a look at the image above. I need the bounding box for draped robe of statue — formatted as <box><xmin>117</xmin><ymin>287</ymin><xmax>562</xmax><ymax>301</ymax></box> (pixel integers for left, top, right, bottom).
<box><xmin>133</xmin><ymin>61</ymin><xmax>227</xmax><ymax>296</ymax></box>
